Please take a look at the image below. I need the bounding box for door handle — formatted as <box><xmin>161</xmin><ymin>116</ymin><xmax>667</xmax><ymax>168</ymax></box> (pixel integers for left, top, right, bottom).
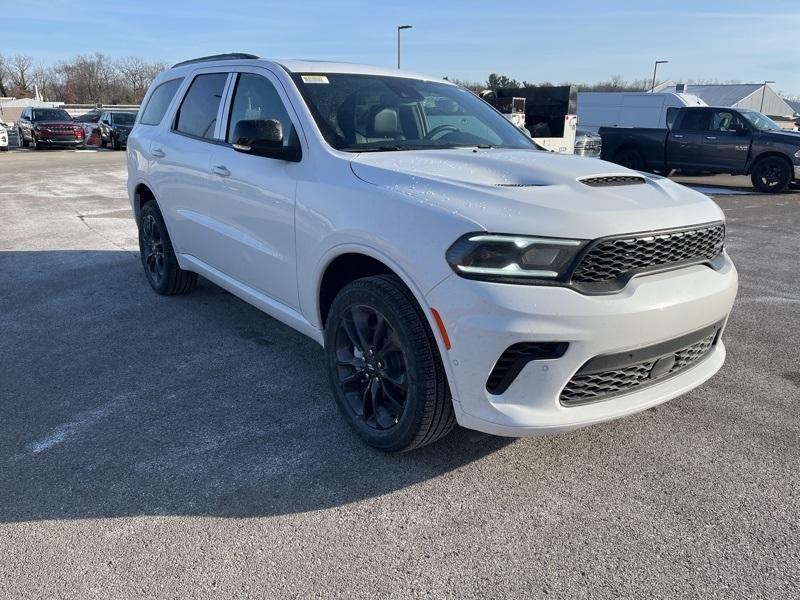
<box><xmin>211</xmin><ymin>165</ymin><xmax>231</xmax><ymax>177</ymax></box>
<box><xmin>672</xmin><ymin>134</ymin><xmax>684</xmax><ymax>139</ymax></box>
<box><xmin>151</xmin><ymin>148</ymin><xmax>165</xmax><ymax>158</ymax></box>
<box><xmin>705</xmin><ymin>136</ymin><xmax>717</xmax><ymax>140</ymax></box>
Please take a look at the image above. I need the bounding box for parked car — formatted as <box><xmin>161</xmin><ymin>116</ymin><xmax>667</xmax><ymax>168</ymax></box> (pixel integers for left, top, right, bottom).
<box><xmin>573</xmin><ymin>127</ymin><xmax>601</xmax><ymax>157</ymax></box>
<box><xmin>17</xmin><ymin>107</ymin><xmax>85</xmax><ymax>150</ymax></box>
<box><xmin>0</xmin><ymin>125</ymin><xmax>8</xmax><ymax>151</ymax></box>
<box><xmin>98</xmin><ymin>110</ymin><xmax>137</xmax><ymax>149</ymax></box>
<box><xmin>600</xmin><ymin>106</ymin><xmax>800</xmax><ymax>192</ymax></box>
<box><xmin>128</xmin><ymin>54</ymin><xmax>738</xmax><ymax>451</ymax></box>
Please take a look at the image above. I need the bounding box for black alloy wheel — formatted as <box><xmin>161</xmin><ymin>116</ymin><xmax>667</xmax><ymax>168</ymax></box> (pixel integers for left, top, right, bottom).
<box><xmin>325</xmin><ymin>275</ymin><xmax>455</xmax><ymax>452</ymax></box>
<box><xmin>137</xmin><ymin>201</ymin><xmax>197</xmax><ymax>295</ymax></box>
<box><xmin>333</xmin><ymin>304</ymin><xmax>409</xmax><ymax>431</ymax></box>
<box><xmin>751</xmin><ymin>156</ymin><xmax>791</xmax><ymax>193</ymax></box>
<box><xmin>141</xmin><ymin>212</ymin><xmax>167</xmax><ymax>286</ymax></box>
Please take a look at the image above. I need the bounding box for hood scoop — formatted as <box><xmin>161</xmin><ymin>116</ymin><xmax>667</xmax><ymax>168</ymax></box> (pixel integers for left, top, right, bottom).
<box><xmin>579</xmin><ymin>175</ymin><xmax>646</xmax><ymax>187</ymax></box>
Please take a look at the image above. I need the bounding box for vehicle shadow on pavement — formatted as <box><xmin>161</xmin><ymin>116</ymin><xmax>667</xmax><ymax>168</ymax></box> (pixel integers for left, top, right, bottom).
<box><xmin>0</xmin><ymin>250</ymin><xmax>512</xmax><ymax>523</ymax></box>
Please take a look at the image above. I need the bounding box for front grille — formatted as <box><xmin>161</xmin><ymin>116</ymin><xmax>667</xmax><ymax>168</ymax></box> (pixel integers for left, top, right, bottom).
<box><xmin>579</xmin><ymin>175</ymin><xmax>645</xmax><ymax>186</ymax></box>
<box><xmin>560</xmin><ymin>332</ymin><xmax>717</xmax><ymax>406</ymax></box>
<box><xmin>486</xmin><ymin>342</ymin><xmax>568</xmax><ymax>395</ymax></box>
<box><xmin>570</xmin><ymin>222</ymin><xmax>725</xmax><ymax>291</ymax></box>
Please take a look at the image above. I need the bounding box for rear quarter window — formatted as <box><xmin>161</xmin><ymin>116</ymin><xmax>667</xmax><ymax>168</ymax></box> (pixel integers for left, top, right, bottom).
<box><xmin>140</xmin><ymin>78</ymin><xmax>184</xmax><ymax>126</ymax></box>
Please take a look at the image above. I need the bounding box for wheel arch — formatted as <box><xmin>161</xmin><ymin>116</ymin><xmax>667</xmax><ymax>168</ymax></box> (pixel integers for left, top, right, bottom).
<box><xmin>314</xmin><ymin>246</ymin><xmax>451</xmax><ymax>358</ymax></box>
<box><xmin>132</xmin><ymin>183</ymin><xmax>157</xmax><ymax>224</ymax></box>
<box><xmin>746</xmin><ymin>151</ymin><xmax>793</xmax><ymax>175</ymax></box>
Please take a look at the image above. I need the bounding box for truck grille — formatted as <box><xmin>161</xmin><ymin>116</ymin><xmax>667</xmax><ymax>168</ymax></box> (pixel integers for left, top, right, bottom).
<box><xmin>560</xmin><ymin>332</ymin><xmax>718</xmax><ymax>406</ymax></box>
<box><xmin>570</xmin><ymin>222</ymin><xmax>725</xmax><ymax>291</ymax></box>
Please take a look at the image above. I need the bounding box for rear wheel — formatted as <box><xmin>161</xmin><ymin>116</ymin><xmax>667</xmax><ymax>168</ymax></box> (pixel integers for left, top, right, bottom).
<box><xmin>751</xmin><ymin>156</ymin><xmax>791</xmax><ymax>193</ymax></box>
<box><xmin>138</xmin><ymin>201</ymin><xmax>197</xmax><ymax>295</ymax></box>
<box><xmin>613</xmin><ymin>146</ymin><xmax>646</xmax><ymax>171</ymax></box>
<box><xmin>325</xmin><ymin>275</ymin><xmax>455</xmax><ymax>452</ymax></box>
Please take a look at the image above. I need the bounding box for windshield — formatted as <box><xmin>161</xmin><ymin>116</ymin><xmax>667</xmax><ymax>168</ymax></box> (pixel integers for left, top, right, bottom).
<box><xmin>112</xmin><ymin>112</ymin><xmax>137</xmax><ymax>125</ymax></box>
<box><xmin>32</xmin><ymin>109</ymin><xmax>73</xmax><ymax>122</ymax></box>
<box><xmin>739</xmin><ymin>110</ymin><xmax>782</xmax><ymax>131</ymax></box>
<box><xmin>292</xmin><ymin>73</ymin><xmax>536</xmax><ymax>152</ymax></box>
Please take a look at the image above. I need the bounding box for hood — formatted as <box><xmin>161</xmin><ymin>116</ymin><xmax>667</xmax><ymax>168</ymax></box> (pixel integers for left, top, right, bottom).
<box><xmin>349</xmin><ymin>148</ymin><xmax>724</xmax><ymax>239</ymax></box>
<box><xmin>759</xmin><ymin>129</ymin><xmax>800</xmax><ymax>142</ymax></box>
<box><xmin>34</xmin><ymin>121</ymin><xmax>77</xmax><ymax>128</ymax></box>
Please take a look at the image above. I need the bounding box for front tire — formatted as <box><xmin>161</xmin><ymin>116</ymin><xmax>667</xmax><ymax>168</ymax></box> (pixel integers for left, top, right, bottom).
<box><xmin>111</xmin><ymin>135</ymin><xmax>118</xmax><ymax>150</ymax></box>
<box><xmin>20</xmin><ymin>129</ymin><xmax>29</xmax><ymax>148</ymax></box>
<box><xmin>325</xmin><ymin>275</ymin><xmax>455</xmax><ymax>452</ymax></box>
<box><xmin>138</xmin><ymin>201</ymin><xmax>197</xmax><ymax>295</ymax></box>
<box><xmin>751</xmin><ymin>156</ymin><xmax>791</xmax><ymax>193</ymax></box>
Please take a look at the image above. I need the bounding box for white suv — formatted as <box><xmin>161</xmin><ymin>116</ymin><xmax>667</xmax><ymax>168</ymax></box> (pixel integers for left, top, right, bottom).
<box><xmin>127</xmin><ymin>54</ymin><xmax>738</xmax><ymax>451</ymax></box>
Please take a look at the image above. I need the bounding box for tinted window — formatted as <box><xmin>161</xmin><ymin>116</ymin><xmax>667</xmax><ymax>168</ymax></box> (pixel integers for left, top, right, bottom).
<box><xmin>677</xmin><ymin>110</ymin><xmax>712</xmax><ymax>131</ymax></box>
<box><xmin>710</xmin><ymin>110</ymin><xmax>747</xmax><ymax>132</ymax></box>
<box><xmin>112</xmin><ymin>112</ymin><xmax>137</xmax><ymax>125</ymax></box>
<box><xmin>140</xmin><ymin>78</ymin><xmax>183</xmax><ymax>126</ymax></box>
<box><xmin>293</xmin><ymin>73</ymin><xmax>534</xmax><ymax>152</ymax></box>
<box><xmin>226</xmin><ymin>73</ymin><xmax>295</xmax><ymax>146</ymax></box>
<box><xmin>32</xmin><ymin>109</ymin><xmax>72</xmax><ymax>121</ymax></box>
<box><xmin>174</xmin><ymin>73</ymin><xmax>228</xmax><ymax>139</ymax></box>
<box><xmin>666</xmin><ymin>107</ymin><xmax>679</xmax><ymax>129</ymax></box>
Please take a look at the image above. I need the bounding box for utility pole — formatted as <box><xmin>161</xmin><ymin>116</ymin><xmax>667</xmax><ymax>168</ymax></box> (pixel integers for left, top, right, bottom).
<box><xmin>397</xmin><ymin>25</ymin><xmax>413</xmax><ymax>69</ymax></box>
<box><xmin>760</xmin><ymin>80</ymin><xmax>775</xmax><ymax>112</ymax></box>
<box><xmin>651</xmin><ymin>60</ymin><xmax>669</xmax><ymax>92</ymax></box>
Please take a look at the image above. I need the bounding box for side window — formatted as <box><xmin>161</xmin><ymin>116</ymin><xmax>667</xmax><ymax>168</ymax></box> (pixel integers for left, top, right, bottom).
<box><xmin>666</xmin><ymin>107</ymin><xmax>679</xmax><ymax>129</ymax></box>
<box><xmin>226</xmin><ymin>73</ymin><xmax>295</xmax><ymax>146</ymax></box>
<box><xmin>174</xmin><ymin>73</ymin><xmax>228</xmax><ymax>139</ymax></box>
<box><xmin>676</xmin><ymin>110</ymin><xmax>712</xmax><ymax>131</ymax></box>
<box><xmin>710</xmin><ymin>110</ymin><xmax>746</xmax><ymax>132</ymax></box>
<box><xmin>140</xmin><ymin>78</ymin><xmax>184</xmax><ymax>126</ymax></box>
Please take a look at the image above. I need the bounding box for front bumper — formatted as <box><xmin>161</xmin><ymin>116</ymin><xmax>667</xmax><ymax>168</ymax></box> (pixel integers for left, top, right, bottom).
<box><xmin>425</xmin><ymin>254</ymin><xmax>738</xmax><ymax>436</ymax></box>
<box><xmin>37</xmin><ymin>137</ymin><xmax>84</xmax><ymax>146</ymax></box>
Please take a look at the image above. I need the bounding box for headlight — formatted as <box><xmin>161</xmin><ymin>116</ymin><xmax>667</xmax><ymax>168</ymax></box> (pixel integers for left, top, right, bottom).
<box><xmin>794</xmin><ymin>149</ymin><xmax>800</xmax><ymax>159</ymax></box>
<box><xmin>446</xmin><ymin>233</ymin><xmax>587</xmax><ymax>284</ymax></box>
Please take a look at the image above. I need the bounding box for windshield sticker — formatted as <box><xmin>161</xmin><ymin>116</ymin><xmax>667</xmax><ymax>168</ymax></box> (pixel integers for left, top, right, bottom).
<box><xmin>301</xmin><ymin>75</ymin><xmax>329</xmax><ymax>84</ymax></box>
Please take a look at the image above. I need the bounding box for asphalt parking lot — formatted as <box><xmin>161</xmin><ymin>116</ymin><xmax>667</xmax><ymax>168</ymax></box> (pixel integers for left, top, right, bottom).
<box><xmin>1</xmin><ymin>149</ymin><xmax>799</xmax><ymax>599</ymax></box>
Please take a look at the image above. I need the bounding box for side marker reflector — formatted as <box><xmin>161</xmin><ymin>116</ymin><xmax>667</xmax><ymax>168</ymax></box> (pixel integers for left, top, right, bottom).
<box><xmin>430</xmin><ymin>308</ymin><xmax>451</xmax><ymax>350</ymax></box>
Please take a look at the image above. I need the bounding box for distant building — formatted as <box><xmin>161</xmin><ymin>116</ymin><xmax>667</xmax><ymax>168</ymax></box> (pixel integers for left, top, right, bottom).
<box><xmin>652</xmin><ymin>82</ymin><xmax>795</xmax><ymax>119</ymax></box>
<box><xmin>0</xmin><ymin>97</ymin><xmax>64</xmax><ymax>125</ymax></box>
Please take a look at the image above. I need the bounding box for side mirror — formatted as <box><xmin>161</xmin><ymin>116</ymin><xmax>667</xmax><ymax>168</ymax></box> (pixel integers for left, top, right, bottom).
<box><xmin>232</xmin><ymin>118</ymin><xmax>301</xmax><ymax>162</ymax></box>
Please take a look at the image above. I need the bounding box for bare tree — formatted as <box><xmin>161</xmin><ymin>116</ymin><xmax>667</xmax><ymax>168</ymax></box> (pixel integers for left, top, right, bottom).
<box><xmin>116</xmin><ymin>56</ymin><xmax>167</xmax><ymax>103</ymax></box>
<box><xmin>10</xmin><ymin>54</ymin><xmax>34</xmax><ymax>96</ymax></box>
<box><xmin>0</xmin><ymin>53</ymin><xmax>10</xmax><ymax>97</ymax></box>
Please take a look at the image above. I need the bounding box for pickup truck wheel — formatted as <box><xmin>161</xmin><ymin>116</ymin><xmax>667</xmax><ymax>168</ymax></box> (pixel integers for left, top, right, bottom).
<box><xmin>613</xmin><ymin>147</ymin><xmax>646</xmax><ymax>171</ymax></box>
<box><xmin>751</xmin><ymin>157</ymin><xmax>791</xmax><ymax>193</ymax></box>
<box><xmin>325</xmin><ymin>274</ymin><xmax>455</xmax><ymax>452</ymax></box>
<box><xmin>138</xmin><ymin>201</ymin><xmax>197</xmax><ymax>295</ymax></box>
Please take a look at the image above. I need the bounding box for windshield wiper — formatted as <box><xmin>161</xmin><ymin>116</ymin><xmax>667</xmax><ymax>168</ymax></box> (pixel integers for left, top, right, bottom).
<box><xmin>341</xmin><ymin>145</ymin><xmax>402</xmax><ymax>152</ymax></box>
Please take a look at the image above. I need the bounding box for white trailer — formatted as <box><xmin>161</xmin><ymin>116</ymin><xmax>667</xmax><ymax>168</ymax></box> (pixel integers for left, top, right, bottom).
<box><xmin>577</xmin><ymin>92</ymin><xmax>706</xmax><ymax>132</ymax></box>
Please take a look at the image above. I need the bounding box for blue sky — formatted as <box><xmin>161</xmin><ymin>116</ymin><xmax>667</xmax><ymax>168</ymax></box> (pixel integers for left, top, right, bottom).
<box><xmin>6</xmin><ymin>0</ymin><xmax>800</xmax><ymax>97</ymax></box>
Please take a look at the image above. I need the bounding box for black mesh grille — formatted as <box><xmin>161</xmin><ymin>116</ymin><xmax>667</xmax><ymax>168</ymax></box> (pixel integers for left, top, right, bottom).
<box><xmin>486</xmin><ymin>342</ymin><xmax>568</xmax><ymax>395</ymax></box>
<box><xmin>560</xmin><ymin>333</ymin><xmax>716</xmax><ymax>405</ymax></box>
<box><xmin>570</xmin><ymin>223</ymin><xmax>725</xmax><ymax>288</ymax></box>
<box><xmin>579</xmin><ymin>175</ymin><xmax>646</xmax><ymax>187</ymax></box>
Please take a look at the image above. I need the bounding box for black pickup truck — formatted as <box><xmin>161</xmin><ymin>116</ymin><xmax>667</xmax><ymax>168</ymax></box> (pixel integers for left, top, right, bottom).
<box><xmin>600</xmin><ymin>106</ymin><xmax>800</xmax><ymax>192</ymax></box>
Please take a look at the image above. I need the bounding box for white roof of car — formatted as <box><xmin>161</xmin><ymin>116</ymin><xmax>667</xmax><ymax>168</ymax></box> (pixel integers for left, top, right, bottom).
<box><xmin>168</xmin><ymin>55</ymin><xmax>449</xmax><ymax>85</ymax></box>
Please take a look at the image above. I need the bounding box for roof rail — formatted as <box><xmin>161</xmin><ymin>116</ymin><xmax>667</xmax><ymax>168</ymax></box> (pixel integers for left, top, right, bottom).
<box><xmin>171</xmin><ymin>53</ymin><xmax>259</xmax><ymax>68</ymax></box>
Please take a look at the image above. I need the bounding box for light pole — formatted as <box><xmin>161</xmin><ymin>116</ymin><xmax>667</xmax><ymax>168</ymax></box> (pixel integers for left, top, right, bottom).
<box><xmin>760</xmin><ymin>80</ymin><xmax>775</xmax><ymax>112</ymax></box>
<box><xmin>397</xmin><ymin>25</ymin><xmax>412</xmax><ymax>69</ymax></box>
<box><xmin>651</xmin><ymin>60</ymin><xmax>668</xmax><ymax>92</ymax></box>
